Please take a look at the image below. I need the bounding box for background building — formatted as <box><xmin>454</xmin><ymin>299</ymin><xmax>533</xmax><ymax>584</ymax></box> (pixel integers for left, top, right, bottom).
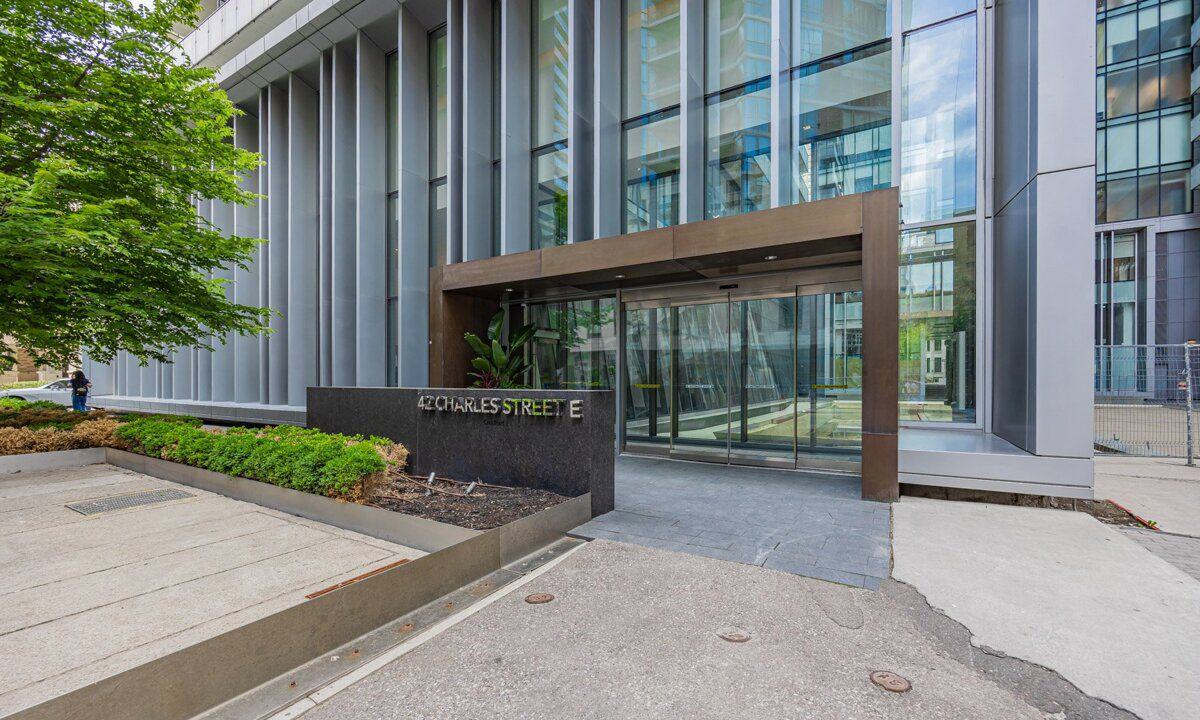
<box><xmin>1094</xmin><ymin>0</ymin><xmax>1200</xmax><ymax>394</ymax></box>
<box><xmin>85</xmin><ymin>0</ymin><xmax>1096</xmax><ymax>498</ymax></box>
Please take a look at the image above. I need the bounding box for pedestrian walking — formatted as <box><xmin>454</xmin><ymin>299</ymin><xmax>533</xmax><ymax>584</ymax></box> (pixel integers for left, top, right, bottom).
<box><xmin>69</xmin><ymin>370</ymin><xmax>91</xmax><ymax>412</ymax></box>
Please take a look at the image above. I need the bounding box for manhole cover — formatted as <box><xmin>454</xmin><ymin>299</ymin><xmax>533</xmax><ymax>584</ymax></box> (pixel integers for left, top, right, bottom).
<box><xmin>66</xmin><ymin>488</ymin><xmax>192</xmax><ymax>516</ymax></box>
<box><xmin>524</xmin><ymin>593</ymin><xmax>555</xmax><ymax>604</ymax></box>
<box><xmin>870</xmin><ymin>671</ymin><xmax>911</xmax><ymax>693</ymax></box>
<box><xmin>717</xmin><ymin>626</ymin><xmax>751</xmax><ymax>643</ymax></box>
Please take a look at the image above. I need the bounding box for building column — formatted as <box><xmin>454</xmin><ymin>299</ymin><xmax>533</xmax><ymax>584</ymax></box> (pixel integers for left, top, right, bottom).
<box><xmin>592</xmin><ymin>0</ymin><xmax>621</xmax><ymax>240</ymax></box>
<box><xmin>266</xmin><ymin>82</ymin><xmax>289</xmax><ymax>405</ymax></box>
<box><xmin>356</xmin><ymin>30</ymin><xmax>387</xmax><ymax>386</ymax></box>
<box><xmin>860</xmin><ymin>188</ymin><xmax>900</xmax><ymax>501</ymax></box>
<box><xmin>172</xmin><ymin>343</ymin><xmax>192</xmax><ymax>400</ymax></box>
<box><xmin>678</xmin><ymin>0</ymin><xmax>704</xmax><ymax>223</ymax></box>
<box><xmin>287</xmin><ymin>73</ymin><xmax>319</xmax><ymax>407</ymax></box>
<box><xmin>233</xmin><ymin>111</ymin><xmax>261</xmax><ymax>404</ymax></box>
<box><xmin>567</xmin><ymin>0</ymin><xmax>594</xmax><ymax>244</ymax></box>
<box><xmin>318</xmin><ymin>51</ymin><xmax>335</xmax><ymax>387</ymax></box>
<box><xmin>194</xmin><ymin>198</ymin><xmax>212</xmax><ymax>402</ymax></box>
<box><xmin>462</xmin><ymin>0</ymin><xmax>496</xmax><ymax>260</ymax></box>
<box><xmin>500</xmin><ymin>0</ymin><xmax>532</xmax><ymax>254</ymax></box>
<box><xmin>331</xmin><ymin>43</ymin><xmax>358</xmax><ymax>386</ymax></box>
<box><xmin>397</xmin><ymin>5</ymin><xmax>431</xmax><ymax>386</ymax></box>
<box><xmin>210</xmin><ymin>193</ymin><xmax>235</xmax><ymax>402</ymax></box>
<box><xmin>257</xmin><ymin>87</ymin><xmax>272</xmax><ymax>405</ymax></box>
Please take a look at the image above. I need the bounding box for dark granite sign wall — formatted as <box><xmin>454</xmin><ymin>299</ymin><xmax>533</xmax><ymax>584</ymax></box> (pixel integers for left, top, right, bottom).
<box><xmin>306</xmin><ymin>387</ymin><xmax>615</xmax><ymax>516</ymax></box>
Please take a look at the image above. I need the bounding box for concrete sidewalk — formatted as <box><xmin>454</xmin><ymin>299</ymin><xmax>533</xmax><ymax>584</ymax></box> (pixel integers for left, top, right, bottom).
<box><xmin>893</xmin><ymin>497</ymin><xmax>1200</xmax><ymax>720</ymax></box>
<box><xmin>1094</xmin><ymin>456</ymin><xmax>1200</xmax><ymax>536</ymax></box>
<box><xmin>0</xmin><ymin>463</ymin><xmax>423</xmax><ymax>716</ymax></box>
<box><xmin>300</xmin><ymin>539</ymin><xmax>1064</xmax><ymax>720</ymax></box>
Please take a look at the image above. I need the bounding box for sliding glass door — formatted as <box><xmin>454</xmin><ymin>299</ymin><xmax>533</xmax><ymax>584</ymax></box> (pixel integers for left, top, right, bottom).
<box><xmin>621</xmin><ymin>285</ymin><xmax>862</xmax><ymax>470</ymax></box>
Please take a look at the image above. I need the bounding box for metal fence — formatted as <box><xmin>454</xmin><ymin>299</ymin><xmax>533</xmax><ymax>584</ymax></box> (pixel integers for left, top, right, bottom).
<box><xmin>1094</xmin><ymin>344</ymin><xmax>1197</xmax><ymax>461</ymax></box>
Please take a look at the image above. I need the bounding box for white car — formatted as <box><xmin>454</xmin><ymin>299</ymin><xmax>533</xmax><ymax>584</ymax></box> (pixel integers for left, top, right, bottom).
<box><xmin>0</xmin><ymin>379</ymin><xmax>75</xmax><ymax>407</ymax></box>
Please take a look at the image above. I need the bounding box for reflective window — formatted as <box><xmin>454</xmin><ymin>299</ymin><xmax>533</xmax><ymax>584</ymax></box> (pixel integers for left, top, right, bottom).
<box><xmin>429</xmin><ymin>28</ymin><xmax>448</xmax><ymax>268</ymax></box>
<box><xmin>792</xmin><ymin>0</ymin><xmax>888</xmax><ymax>66</ymax></box>
<box><xmin>1104</xmin><ymin>11</ymin><xmax>1137</xmax><ymax>63</ymax></box>
<box><xmin>623</xmin><ymin>0</ymin><xmax>681</xmax><ymax>229</ymax></box>
<box><xmin>705</xmin><ymin>0</ymin><xmax>772</xmax><ymax>93</ymax></box>
<box><xmin>533</xmin><ymin>0</ymin><xmax>569</xmax><ymax>246</ymax></box>
<box><xmin>430</xmin><ymin>180</ymin><xmax>447</xmax><ymax>266</ymax></box>
<box><xmin>791</xmin><ymin>42</ymin><xmax>891</xmax><ymax>204</ymax></box>
<box><xmin>624</xmin><ymin>111</ymin><xmax>681</xmax><ymax>232</ymax></box>
<box><xmin>429</xmin><ymin>29</ymin><xmax>448</xmax><ymax>179</ymax></box>
<box><xmin>899</xmin><ymin>222</ymin><xmax>976</xmax><ymax>423</ymax></box>
<box><xmin>1103</xmin><ymin>66</ymin><xmax>1136</xmax><ymax>118</ymax></box>
<box><xmin>624</xmin><ymin>0</ymin><xmax>680</xmax><ymax>117</ymax></box>
<box><xmin>901</xmin><ymin>14</ymin><xmax>976</xmax><ymax>224</ymax></box>
<box><xmin>526</xmin><ymin>298</ymin><xmax>618</xmax><ymax>390</ymax></box>
<box><xmin>1097</xmin><ymin>0</ymin><xmax>1194</xmax><ymax>222</ymax></box>
<box><xmin>534</xmin><ymin>144</ymin><xmax>569</xmax><ymax>248</ymax></box>
<box><xmin>902</xmin><ymin>0</ymin><xmax>974</xmax><ymax>31</ymax></box>
<box><xmin>706</xmin><ymin>80</ymin><xmax>772</xmax><ymax>218</ymax></box>
<box><xmin>534</xmin><ymin>0</ymin><xmax>570</xmax><ymax>147</ymax></box>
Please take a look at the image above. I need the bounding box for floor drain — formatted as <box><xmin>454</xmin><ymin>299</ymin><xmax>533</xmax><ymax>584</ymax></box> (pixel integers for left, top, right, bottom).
<box><xmin>66</xmin><ymin>488</ymin><xmax>193</xmax><ymax>516</ymax></box>
<box><xmin>870</xmin><ymin>670</ymin><xmax>912</xmax><ymax>693</ymax></box>
<box><xmin>525</xmin><ymin>593</ymin><xmax>555</xmax><ymax>604</ymax></box>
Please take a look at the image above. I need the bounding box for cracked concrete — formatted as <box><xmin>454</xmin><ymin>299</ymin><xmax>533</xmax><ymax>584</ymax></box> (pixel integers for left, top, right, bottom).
<box><xmin>301</xmin><ymin>539</ymin><xmax>1068</xmax><ymax>720</ymax></box>
<box><xmin>894</xmin><ymin>497</ymin><xmax>1199</xmax><ymax>720</ymax></box>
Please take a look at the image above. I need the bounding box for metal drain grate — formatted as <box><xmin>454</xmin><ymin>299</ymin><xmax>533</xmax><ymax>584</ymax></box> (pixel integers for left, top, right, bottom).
<box><xmin>66</xmin><ymin>488</ymin><xmax>193</xmax><ymax>516</ymax></box>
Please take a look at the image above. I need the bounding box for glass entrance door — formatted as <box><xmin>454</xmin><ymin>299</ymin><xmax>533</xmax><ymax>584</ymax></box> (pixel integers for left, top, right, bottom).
<box><xmin>621</xmin><ymin>284</ymin><xmax>862</xmax><ymax>469</ymax></box>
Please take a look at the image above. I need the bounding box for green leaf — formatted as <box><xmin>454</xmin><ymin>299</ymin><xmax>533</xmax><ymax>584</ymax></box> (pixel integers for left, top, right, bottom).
<box><xmin>487</xmin><ymin>310</ymin><xmax>504</xmax><ymax>342</ymax></box>
<box><xmin>464</xmin><ymin>332</ymin><xmax>490</xmax><ymax>358</ymax></box>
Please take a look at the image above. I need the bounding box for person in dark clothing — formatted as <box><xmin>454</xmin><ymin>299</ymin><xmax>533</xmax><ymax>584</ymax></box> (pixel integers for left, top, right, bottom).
<box><xmin>69</xmin><ymin>370</ymin><xmax>91</xmax><ymax>412</ymax></box>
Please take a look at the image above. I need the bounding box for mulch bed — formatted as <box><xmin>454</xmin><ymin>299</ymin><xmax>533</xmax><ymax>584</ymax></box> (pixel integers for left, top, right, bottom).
<box><xmin>369</xmin><ymin>471</ymin><xmax>568</xmax><ymax>530</ymax></box>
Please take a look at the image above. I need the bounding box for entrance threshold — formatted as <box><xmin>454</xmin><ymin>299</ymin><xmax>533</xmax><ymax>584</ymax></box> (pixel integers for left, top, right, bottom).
<box><xmin>620</xmin><ymin>446</ymin><xmax>861</xmax><ymax>475</ymax></box>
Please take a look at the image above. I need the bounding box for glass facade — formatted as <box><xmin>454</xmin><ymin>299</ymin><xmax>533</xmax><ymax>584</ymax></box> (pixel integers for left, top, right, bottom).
<box><xmin>1096</xmin><ymin>0</ymin><xmax>1193</xmax><ymax>222</ymax></box>
<box><xmin>623</xmin><ymin>0</ymin><xmax>681</xmax><ymax>232</ymax></box>
<box><xmin>900</xmin><ymin>13</ymin><xmax>976</xmax><ymax>225</ymax></box>
<box><xmin>704</xmin><ymin>0</ymin><xmax>772</xmax><ymax>218</ymax></box>
<box><xmin>790</xmin><ymin>40</ymin><xmax>891</xmax><ymax>204</ymax></box>
<box><xmin>429</xmin><ymin>27</ymin><xmax>448</xmax><ymax>266</ymax></box>
<box><xmin>899</xmin><ymin>222</ymin><xmax>976</xmax><ymax>423</ymax></box>
<box><xmin>534</xmin><ymin>144</ymin><xmax>569</xmax><ymax>247</ymax></box>
<box><xmin>533</xmin><ymin>0</ymin><xmax>570</xmax><ymax>247</ymax></box>
<box><xmin>526</xmin><ymin>298</ymin><xmax>619</xmax><ymax>390</ymax></box>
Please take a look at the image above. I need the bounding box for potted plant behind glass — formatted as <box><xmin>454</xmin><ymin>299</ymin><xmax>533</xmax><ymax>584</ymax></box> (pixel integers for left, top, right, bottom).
<box><xmin>464</xmin><ymin>310</ymin><xmax>537</xmax><ymax>388</ymax></box>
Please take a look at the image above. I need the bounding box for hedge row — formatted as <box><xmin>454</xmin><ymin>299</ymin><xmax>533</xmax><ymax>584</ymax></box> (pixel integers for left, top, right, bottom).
<box><xmin>113</xmin><ymin>418</ymin><xmax>403</xmax><ymax>499</ymax></box>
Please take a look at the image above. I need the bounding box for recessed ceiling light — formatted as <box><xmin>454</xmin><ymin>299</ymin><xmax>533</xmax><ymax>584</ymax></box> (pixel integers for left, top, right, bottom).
<box><xmin>615</xmin><ymin>274</ymin><xmax>625</xmax><ymax>279</ymax></box>
<box><xmin>764</xmin><ymin>255</ymin><xmax>778</xmax><ymax>261</ymax></box>
<box><xmin>505</xmin><ymin>287</ymin><xmax>515</xmax><ymax>292</ymax></box>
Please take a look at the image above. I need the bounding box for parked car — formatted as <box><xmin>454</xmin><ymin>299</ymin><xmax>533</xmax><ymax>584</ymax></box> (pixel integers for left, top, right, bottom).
<box><xmin>0</xmin><ymin>378</ymin><xmax>74</xmax><ymax>407</ymax></box>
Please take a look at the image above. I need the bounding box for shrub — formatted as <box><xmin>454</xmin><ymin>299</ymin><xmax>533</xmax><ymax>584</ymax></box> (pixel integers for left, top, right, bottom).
<box><xmin>113</xmin><ymin>419</ymin><xmax>402</xmax><ymax>500</ymax></box>
<box><xmin>0</xmin><ymin>400</ymin><xmax>107</xmax><ymax>430</ymax></box>
<box><xmin>0</xmin><ymin>418</ymin><xmax>120</xmax><ymax>455</ymax></box>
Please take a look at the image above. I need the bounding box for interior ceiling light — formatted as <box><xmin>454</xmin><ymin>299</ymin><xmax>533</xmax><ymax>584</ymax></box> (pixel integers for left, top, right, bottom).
<box><xmin>764</xmin><ymin>255</ymin><xmax>778</xmax><ymax>261</ymax></box>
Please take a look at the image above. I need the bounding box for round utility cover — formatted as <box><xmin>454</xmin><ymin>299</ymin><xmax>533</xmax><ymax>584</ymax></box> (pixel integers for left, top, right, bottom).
<box><xmin>525</xmin><ymin>592</ymin><xmax>555</xmax><ymax>604</ymax></box>
<box><xmin>870</xmin><ymin>671</ymin><xmax>912</xmax><ymax>693</ymax></box>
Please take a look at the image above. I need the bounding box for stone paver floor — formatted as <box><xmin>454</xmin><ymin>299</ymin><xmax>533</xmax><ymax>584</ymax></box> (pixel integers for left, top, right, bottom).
<box><xmin>0</xmin><ymin>463</ymin><xmax>423</xmax><ymax>717</ymax></box>
<box><xmin>572</xmin><ymin>455</ymin><xmax>890</xmax><ymax>588</ymax></box>
<box><xmin>1120</xmin><ymin>526</ymin><xmax>1200</xmax><ymax>581</ymax></box>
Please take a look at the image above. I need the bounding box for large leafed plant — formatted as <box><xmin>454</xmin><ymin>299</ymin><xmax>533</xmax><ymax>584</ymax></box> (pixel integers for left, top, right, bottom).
<box><xmin>464</xmin><ymin>310</ymin><xmax>536</xmax><ymax>389</ymax></box>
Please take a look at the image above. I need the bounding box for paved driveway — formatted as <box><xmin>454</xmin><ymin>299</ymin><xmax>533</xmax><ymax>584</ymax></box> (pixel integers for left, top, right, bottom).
<box><xmin>572</xmin><ymin>456</ymin><xmax>890</xmax><ymax>588</ymax></box>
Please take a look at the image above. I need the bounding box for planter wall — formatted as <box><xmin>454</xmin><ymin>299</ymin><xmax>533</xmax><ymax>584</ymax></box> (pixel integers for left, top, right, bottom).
<box><xmin>9</xmin><ymin>448</ymin><xmax>590</xmax><ymax>720</ymax></box>
<box><xmin>307</xmin><ymin>387</ymin><xmax>615</xmax><ymax>516</ymax></box>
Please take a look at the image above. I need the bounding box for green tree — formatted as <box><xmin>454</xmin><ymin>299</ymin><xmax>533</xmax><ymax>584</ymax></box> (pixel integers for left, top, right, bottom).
<box><xmin>0</xmin><ymin>0</ymin><xmax>269</xmax><ymax>368</ymax></box>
